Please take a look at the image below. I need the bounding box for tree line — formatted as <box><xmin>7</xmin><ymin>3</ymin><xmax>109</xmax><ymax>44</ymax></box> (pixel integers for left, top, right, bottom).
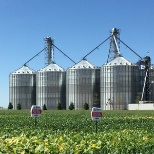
<box><xmin>8</xmin><ymin>102</ymin><xmax>90</xmax><ymax>110</ymax></box>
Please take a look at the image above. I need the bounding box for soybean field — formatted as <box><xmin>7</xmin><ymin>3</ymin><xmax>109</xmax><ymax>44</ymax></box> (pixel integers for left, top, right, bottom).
<box><xmin>0</xmin><ymin>110</ymin><xmax>154</xmax><ymax>153</ymax></box>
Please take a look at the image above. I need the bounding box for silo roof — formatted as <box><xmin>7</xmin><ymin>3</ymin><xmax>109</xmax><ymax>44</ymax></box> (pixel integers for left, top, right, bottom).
<box><xmin>69</xmin><ymin>59</ymin><xmax>97</xmax><ymax>69</ymax></box>
<box><xmin>105</xmin><ymin>56</ymin><xmax>135</xmax><ymax>66</ymax></box>
<box><xmin>12</xmin><ymin>65</ymin><xmax>36</xmax><ymax>74</ymax></box>
<box><xmin>39</xmin><ymin>62</ymin><xmax>64</xmax><ymax>72</ymax></box>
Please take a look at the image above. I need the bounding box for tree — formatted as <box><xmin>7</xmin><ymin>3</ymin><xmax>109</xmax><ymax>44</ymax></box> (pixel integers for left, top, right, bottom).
<box><xmin>83</xmin><ymin>103</ymin><xmax>89</xmax><ymax>110</ymax></box>
<box><xmin>8</xmin><ymin>102</ymin><xmax>13</xmax><ymax>109</ymax></box>
<box><xmin>43</xmin><ymin>104</ymin><xmax>47</xmax><ymax>110</ymax></box>
<box><xmin>69</xmin><ymin>102</ymin><xmax>74</xmax><ymax>110</ymax></box>
<box><xmin>17</xmin><ymin>103</ymin><xmax>21</xmax><ymax>110</ymax></box>
<box><xmin>57</xmin><ymin>103</ymin><xmax>62</xmax><ymax>110</ymax></box>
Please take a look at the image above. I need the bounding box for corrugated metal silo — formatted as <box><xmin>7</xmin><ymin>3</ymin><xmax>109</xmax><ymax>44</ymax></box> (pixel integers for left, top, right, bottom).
<box><xmin>66</xmin><ymin>59</ymin><xmax>100</xmax><ymax>110</ymax></box>
<box><xmin>9</xmin><ymin>65</ymin><xmax>36</xmax><ymax>109</ymax></box>
<box><xmin>36</xmin><ymin>62</ymin><xmax>66</xmax><ymax>109</ymax></box>
<box><xmin>101</xmin><ymin>56</ymin><xmax>139</xmax><ymax>110</ymax></box>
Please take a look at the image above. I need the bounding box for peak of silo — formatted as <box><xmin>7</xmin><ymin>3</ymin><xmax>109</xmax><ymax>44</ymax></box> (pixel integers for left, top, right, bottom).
<box><xmin>105</xmin><ymin>56</ymin><xmax>135</xmax><ymax>66</ymax></box>
<box><xmin>11</xmin><ymin>65</ymin><xmax>36</xmax><ymax>74</ymax></box>
<box><xmin>69</xmin><ymin>59</ymin><xmax>97</xmax><ymax>69</ymax></box>
<box><xmin>39</xmin><ymin>63</ymin><xmax>65</xmax><ymax>72</ymax></box>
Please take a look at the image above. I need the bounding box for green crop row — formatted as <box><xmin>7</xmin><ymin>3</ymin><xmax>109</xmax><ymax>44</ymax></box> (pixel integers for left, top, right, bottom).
<box><xmin>0</xmin><ymin>110</ymin><xmax>154</xmax><ymax>153</ymax></box>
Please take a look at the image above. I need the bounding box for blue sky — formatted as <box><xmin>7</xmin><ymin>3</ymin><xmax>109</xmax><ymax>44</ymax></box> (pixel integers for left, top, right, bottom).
<box><xmin>0</xmin><ymin>0</ymin><xmax>154</xmax><ymax>108</ymax></box>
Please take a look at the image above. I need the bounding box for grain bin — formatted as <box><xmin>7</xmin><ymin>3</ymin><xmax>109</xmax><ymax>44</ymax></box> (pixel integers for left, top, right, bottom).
<box><xmin>9</xmin><ymin>65</ymin><xmax>36</xmax><ymax>109</ymax></box>
<box><xmin>36</xmin><ymin>62</ymin><xmax>66</xmax><ymax>109</ymax></box>
<box><xmin>101</xmin><ymin>56</ymin><xmax>139</xmax><ymax>110</ymax></box>
<box><xmin>66</xmin><ymin>58</ymin><xmax>100</xmax><ymax>110</ymax></box>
